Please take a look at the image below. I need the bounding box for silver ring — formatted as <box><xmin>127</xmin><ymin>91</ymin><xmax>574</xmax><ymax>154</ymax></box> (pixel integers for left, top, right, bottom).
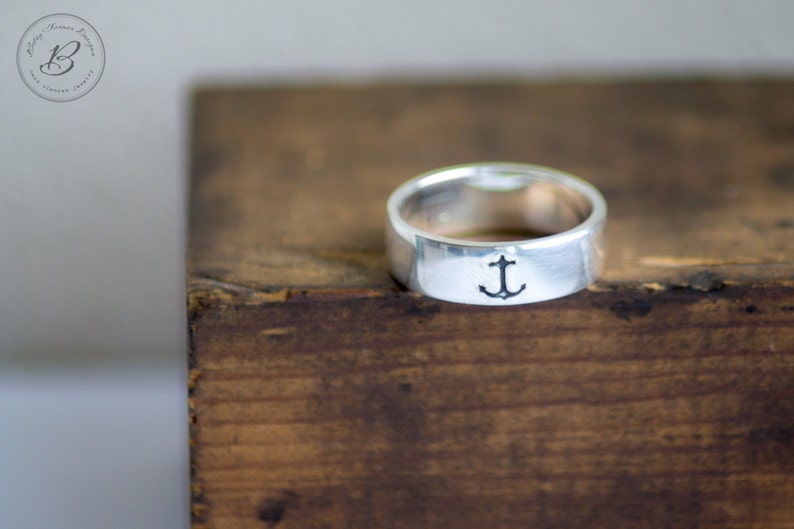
<box><xmin>386</xmin><ymin>163</ymin><xmax>607</xmax><ymax>305</ymax></box>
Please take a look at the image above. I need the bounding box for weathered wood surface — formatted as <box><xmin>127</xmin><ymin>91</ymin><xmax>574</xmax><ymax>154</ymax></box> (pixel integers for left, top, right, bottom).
<box><xmin>189</xmin><ymin>81</ymin><xmax>794</xmax><ymax>292</ymax></box>
<box><xmin>188</xmin><ymin>81</ymin><xmax>794</xmax><ymax>529</ymax></box>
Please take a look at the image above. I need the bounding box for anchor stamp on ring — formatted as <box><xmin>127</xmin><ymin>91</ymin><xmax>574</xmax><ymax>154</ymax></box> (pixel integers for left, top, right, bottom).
<box><xmin>479</xmin><ymin>255</ymin><xmax>526</xmax><ymax>300</ymax></box>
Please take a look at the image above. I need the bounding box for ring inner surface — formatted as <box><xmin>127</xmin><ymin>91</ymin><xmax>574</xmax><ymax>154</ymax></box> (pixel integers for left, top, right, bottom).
<box><xmin>400</xmin><ymin>174</ymin><xmax>593</xmax><ymax>242</ymax></box>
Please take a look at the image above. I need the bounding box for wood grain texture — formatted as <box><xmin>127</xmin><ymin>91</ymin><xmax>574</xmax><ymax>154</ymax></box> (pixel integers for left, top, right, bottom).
<box><xmin>188</xmin><ymin>81</ymin><xmax>794</xmax><ymax>529</ymax></box>
<box><xmin>189</xmin><ymin>81</ymin><xmax>794</xmax><ymax>292</ymax></box>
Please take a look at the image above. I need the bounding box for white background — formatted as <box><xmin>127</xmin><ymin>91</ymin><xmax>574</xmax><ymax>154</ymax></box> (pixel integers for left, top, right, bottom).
<box><xmin>1</xmin><ymin>2</ymin><xmax>793</xmax><ymax>528</ymax></box>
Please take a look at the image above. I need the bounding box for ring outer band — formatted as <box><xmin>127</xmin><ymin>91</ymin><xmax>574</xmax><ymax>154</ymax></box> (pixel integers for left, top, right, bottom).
<box><xmin>385</xmin><ymin>162</ymin><xmax>607</xmax><ymax>305</ymax></box>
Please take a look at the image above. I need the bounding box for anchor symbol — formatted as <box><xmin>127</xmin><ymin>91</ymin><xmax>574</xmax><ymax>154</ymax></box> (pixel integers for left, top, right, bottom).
<box><xmin>479</xmin><ymin>255</ymin><xmax>526</xmax><ymax>300</ymax></box>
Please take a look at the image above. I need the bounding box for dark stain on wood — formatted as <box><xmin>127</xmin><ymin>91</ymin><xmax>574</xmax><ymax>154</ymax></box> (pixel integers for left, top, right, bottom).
<box><xmin>768</xmin><ymin>164</ymin><xmax>794</xmax><ymax>191</ymax></box>
<box><xmin>257</xmin><ymin>491</ymin><xmax>299</xmax><ymax>527</ymax></box>
<box><xmin>610</xmin><ymin>299</ymin><xmax>653</xmax><ymax>320</ymax></box>
<box><xmin>742</xmin><ymin>386</ymin><xmax>794</xmax><ymax>469</ymax></box>
<box><xmin>402</xmin><ymin>297</ymin><xmax>442</xmax><ymax>320</ymax></box>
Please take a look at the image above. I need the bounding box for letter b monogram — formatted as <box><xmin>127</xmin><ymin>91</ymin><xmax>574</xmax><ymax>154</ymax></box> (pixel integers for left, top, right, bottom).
<box><xmin>40</xmin><ymin>40</ymin><xmax>80</xmax><ymax>76</ymax></box>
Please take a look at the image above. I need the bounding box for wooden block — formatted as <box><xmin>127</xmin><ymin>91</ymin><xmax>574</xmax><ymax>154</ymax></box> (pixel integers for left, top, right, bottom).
<box><xmin>188</xmin><ymin>81</ymin><xmax>794</xmax><ymax>529</ymax></box>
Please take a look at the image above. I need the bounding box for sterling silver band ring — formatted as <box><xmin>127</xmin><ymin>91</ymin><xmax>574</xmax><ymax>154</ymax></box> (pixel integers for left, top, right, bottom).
<box><xmin>386</xmin><ymin>163</ymin><xmax>607</xmax><ymax>305</ymax></box>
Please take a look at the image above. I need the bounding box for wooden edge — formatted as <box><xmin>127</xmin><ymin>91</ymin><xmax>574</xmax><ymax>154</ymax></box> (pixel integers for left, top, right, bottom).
<box><xmin>186</xmin><ymin>273</ymin><xmax>794</xmax><ymax>315</ymax></box>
